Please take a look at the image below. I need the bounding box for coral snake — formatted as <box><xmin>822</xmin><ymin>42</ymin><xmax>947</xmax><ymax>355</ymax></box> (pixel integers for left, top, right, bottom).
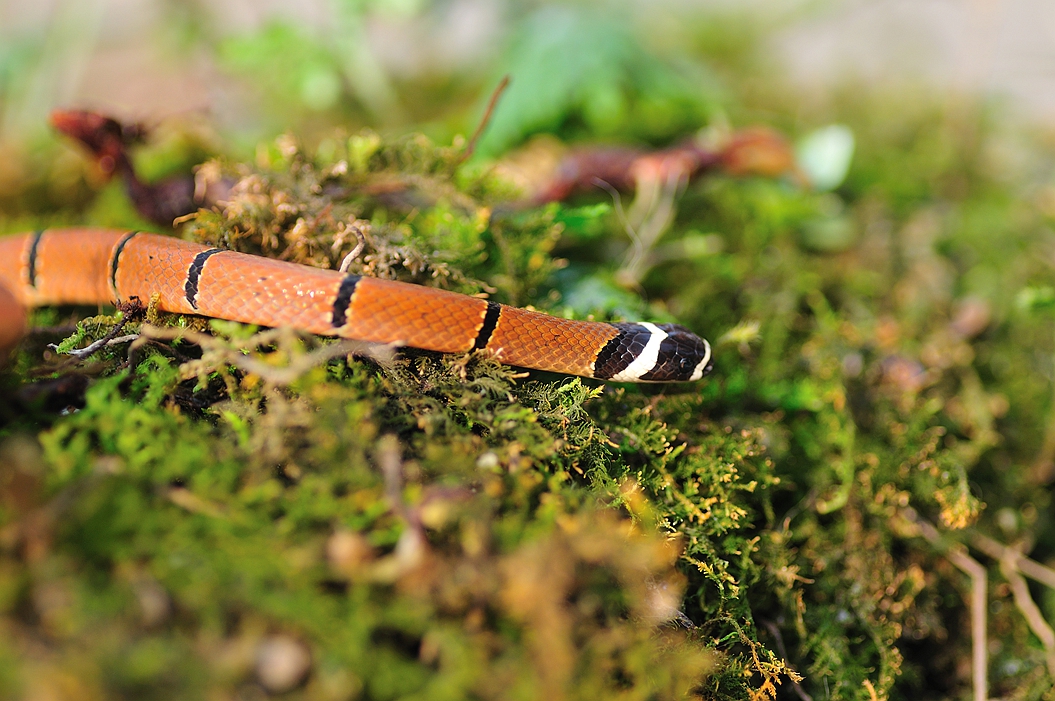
<box><xmin>0</xmin><ymin>228</ymin><xmax>712</xmax><ymax>382</ymax></box>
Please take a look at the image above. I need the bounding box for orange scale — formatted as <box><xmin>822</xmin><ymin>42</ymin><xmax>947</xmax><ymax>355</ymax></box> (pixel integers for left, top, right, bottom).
<box><xmin>32</xmin><ymin>229</ymin><xmax>125</xmax><ymax>306</ymax></box>
<box><xmin>487</xmin><ymin>306</ymin><xmax>618</xmax><ymax>377</ymax></box>
<box><xmin>344</xmin><ymin>277</ymin><xmax>487</xmax><ymax>352</ymax></box>
<box><xmin>195</xmin><ymin>252</ymin><xmax>345</xmax><ymax>335</ymax></box>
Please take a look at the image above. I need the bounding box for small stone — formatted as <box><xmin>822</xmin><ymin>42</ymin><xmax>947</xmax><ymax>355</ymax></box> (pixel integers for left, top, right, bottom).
<box><xmin>256</xmin><ymin>635</ymin><xmax>311</xmax><ymax>693</ymax></box>
<box><xmin>950</xmin><ymin>296</ymin><xmax>991</xmax><ymax>339</ymax></box>
<box><xmin>326</xmin><ymin>530</ymin><xmax>373</xmax><ymax>574</ymax></box>
<box><xmin>475</xmin><ymin>451</ymin><xmax>499</xmax><ymax>470</ymax></box>
<box><xmin>134</xmin><ymin>576</ymin><xmax>171</xmax><ymax>627</ymax></box>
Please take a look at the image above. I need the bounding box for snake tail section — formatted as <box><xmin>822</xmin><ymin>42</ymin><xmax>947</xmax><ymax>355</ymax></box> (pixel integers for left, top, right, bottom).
<box><xmin>0</xmin><ymin>229</ymin><xmax>713</xmax><ymax>382</ymax></box>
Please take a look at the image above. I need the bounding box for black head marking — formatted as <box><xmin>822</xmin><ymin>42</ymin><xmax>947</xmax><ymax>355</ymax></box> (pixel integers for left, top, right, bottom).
<box><xmin>592</xmin><ymin>323</ymin><xmax>652</xmax><ymax>380</ymax></box>
<box><xmin>638</xmin><ymin>323</ymin><xmax>713</xmax><ymax>382</ymax></box>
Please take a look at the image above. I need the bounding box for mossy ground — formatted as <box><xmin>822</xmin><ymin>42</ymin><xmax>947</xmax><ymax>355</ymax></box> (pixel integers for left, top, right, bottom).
<box><xmin>3</xmin><ymin>19</ymin><xmax>1055</xmax><ymax>701</ymax></box>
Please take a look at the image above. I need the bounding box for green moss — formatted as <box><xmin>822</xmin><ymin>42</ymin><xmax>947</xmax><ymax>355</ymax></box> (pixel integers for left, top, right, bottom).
<box><xmin>4</xmin><ymin>44</ymin><xmax>1055</xmax><ymax>699</ymax></box>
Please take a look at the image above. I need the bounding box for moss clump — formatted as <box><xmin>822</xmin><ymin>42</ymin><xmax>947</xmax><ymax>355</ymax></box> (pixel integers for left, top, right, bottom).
<box><xmin>4</xmin><ymin>81</ymin><xmax>1055</xmax><ymax>701</ymax></box>
<box><xmin>14</xmin><ymin>354</ymin><xmax>714</xmax><ymax>700</ymax></box>
<box><xmin>0</xmin><ymin>133</ymin><xmax>766</xmax><ymax>699</ymax></box>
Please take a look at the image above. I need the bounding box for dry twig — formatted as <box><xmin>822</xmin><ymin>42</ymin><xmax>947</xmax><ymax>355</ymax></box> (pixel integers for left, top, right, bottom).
<box><xmin>460</xmin><ymin>75</ymin><xmax>510</xmax><ymax>163</ymax></box>
<box><xmin>970</xmin><ymin>532</ymin><xmax>1055</xmax><ymax>589</ymax></box>
<box><xmin>969</xmin><ymin>532</ymin><xmax>1055</xmax><ymax>677</ymax></box>
<box><xmin>999</xmin><ymin>557</ymin><xmax>1055</xmax><ymax>677</ymax></box>
<box><xmin>48</xmin><ymin>303</ymin><xmax>143</xmax><ymax>360</ymax></box>
<box><xmin>135</xmin><ymin>325</ymin><xmax>395</xmax><ymax>386</ymax></box>
<box><xmin>338</xmin><ymin>224</ymin><xmax>368</xmax><ymax>273</ymax></box>
<box><xmin>903</xmin><ymin>509</ymin><xmax>988</xmax><ymax>701</ymax></box>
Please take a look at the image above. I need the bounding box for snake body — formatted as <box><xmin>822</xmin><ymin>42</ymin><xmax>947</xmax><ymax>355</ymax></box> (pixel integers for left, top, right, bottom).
<box><xmin>0</xmin><ymin>229</ymin><xmax>712</xmax><ymax>382</ymax></box>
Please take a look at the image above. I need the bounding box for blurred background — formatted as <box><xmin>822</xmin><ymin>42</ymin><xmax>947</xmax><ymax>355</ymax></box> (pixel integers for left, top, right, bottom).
<box><xmin>5</xmin><ymin>2</ymin><xmax>1055</xmax><ymax>698</ymax></box>
<box><xmin>2</xmin><ymin>0</ymin><xmax>1053</xmax><ymax>150</ymax></box>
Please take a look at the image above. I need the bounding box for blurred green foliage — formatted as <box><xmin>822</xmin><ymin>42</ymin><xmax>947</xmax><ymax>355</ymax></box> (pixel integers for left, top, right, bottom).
<box><xmin>470</xmin><ymin>5</ymin><xmax>722</xmax><ymax>157</ymax></box>
<box><xmin>2</xmin><ymin>2</ymin><xmax>1055</xmax><ymax>700</ymax></box>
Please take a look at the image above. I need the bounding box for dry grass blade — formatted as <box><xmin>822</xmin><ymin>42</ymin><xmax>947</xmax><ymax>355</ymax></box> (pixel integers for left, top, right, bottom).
<box><xmin>460</xmin><ymin>75</ymin><xmax>511</xmax><ymax>163</ymax></box>
<box><xmin>136</xmin><ymin>324</ymin><xmax>396</xmax><ymax>385</ymax></box>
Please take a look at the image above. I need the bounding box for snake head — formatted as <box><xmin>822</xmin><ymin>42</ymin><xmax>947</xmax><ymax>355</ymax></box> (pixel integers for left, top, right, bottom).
<box><xmin>597</xmin><ymin>322</ymin><xmax>713</xmax><ymax>382</ymax></box>
<box><xmin>644</xmin><ymin>323</ymin><xmax>713</xmax><ymax>382</ymax></box>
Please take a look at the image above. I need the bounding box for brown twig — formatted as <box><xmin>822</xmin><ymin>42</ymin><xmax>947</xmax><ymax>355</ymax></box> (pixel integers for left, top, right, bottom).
<box><xmin>460</xmin><ymin>75</ymin><xmax>510</xmax><ymax>163</ymax></box>
<box><xmin>969</xmin><ymin>532</ymin><xmax>1055</xmax><ymax>677</ymax></box>
<box><xmin>945</xmin><ymin>547</ymin><xmax>988</xmax><ymax>701</ymax></box>
<box><xmin>971</xmin><ymin>532</ymin><xmax>1055</xmax><ymax>589</ymax></box>
<box><xmin>52</xmin><ymin>334</ymin><xmax>141</xmax><ymax>359</ymax></box>
<box><xmin>51</xmin><ymin>110</ymin><xmax>200</xmax><ymax>227</ymax></box>
<box><xmin>999</xmin><ymin>557</ymin><xmax>1055</xmax><ymax>676</ymax></box>
<box><xmin>338</xmin><ymin>224</ymin><xmax>367</xmax><ymax>273</ymax></box>
<box><xmin>47</xmin><ymin>300</ymin><xmax>144</xmax><ymax>360</ymax></box>
<box><xmin>904</xmin><ymin>510</ymin><xmax>988</xmax><ymax>701</ymax></box>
